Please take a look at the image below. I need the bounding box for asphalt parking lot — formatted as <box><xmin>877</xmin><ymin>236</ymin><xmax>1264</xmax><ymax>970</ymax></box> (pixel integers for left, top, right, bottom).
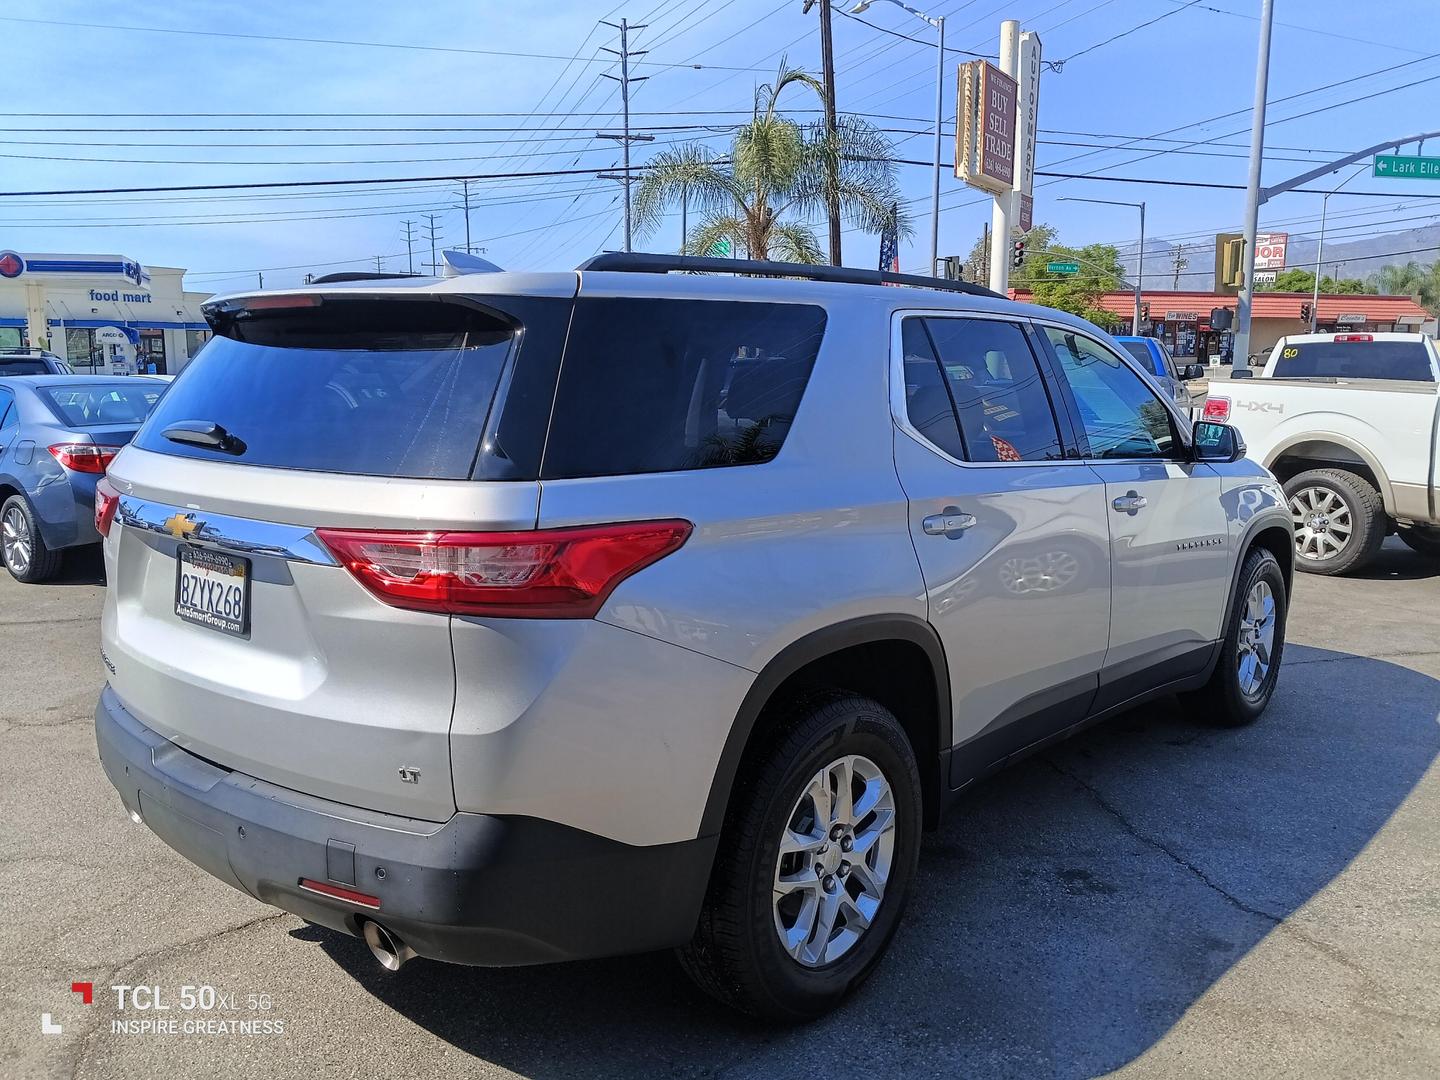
<box><xmin>4</xmin><ymin>541</ymin><xmax>1438</xmax><ymax>1080</ymax></box>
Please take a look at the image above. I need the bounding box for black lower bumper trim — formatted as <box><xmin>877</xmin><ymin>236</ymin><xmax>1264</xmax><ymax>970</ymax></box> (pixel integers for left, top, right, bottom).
<box><xmin>95</xmin><ymin>687</ymin><xmax>716</xmax><ymax>967</ymax></box>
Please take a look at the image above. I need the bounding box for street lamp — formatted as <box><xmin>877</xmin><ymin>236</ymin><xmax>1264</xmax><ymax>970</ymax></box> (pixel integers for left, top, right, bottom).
<box><xmin>851</xmin><ymin>0</ymin><xmax>945</xmax><ymax>277</ymax></box>
<box><xmin>1059</xmin><ymin>196</ymin><xmax>1146</xmax><ymax>335</ymax></box>
<box><xmin>1309</xmin><ymin>163</ymin><xmax>1368</xmax><ymax>332</ymax></box>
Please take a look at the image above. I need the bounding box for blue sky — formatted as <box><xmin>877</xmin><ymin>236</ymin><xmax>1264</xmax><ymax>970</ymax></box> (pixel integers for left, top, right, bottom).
<box><xmin>3</xmin><ymin>0</ymin><xmax>1438</xmax><ymax>293</ymax></box>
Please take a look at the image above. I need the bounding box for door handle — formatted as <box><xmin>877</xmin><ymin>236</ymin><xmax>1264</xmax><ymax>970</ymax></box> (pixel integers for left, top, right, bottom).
<box><xmin>1112</xmin><ymin>491</ymin><xmax>1148</xmax><ymax>513</ymax></box>
<box><xmin>922</xmin><ymin>506</ymin><xmax>977</xmax><ymax>538</ymax></box>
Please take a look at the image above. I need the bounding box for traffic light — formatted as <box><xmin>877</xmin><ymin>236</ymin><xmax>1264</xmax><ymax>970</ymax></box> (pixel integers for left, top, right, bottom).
<box><xmin>1140</xmin><ymin>302</ymin><xmax>1150</xmax><ymax>320</ymax></box>
<box><xmin>1221</xmin><ymin>238</ymin><xmax>1246</xmax><ymax>288</ymax></box>
<box><xmin>1011</xmin><ymin>238</ymin><xmax>1026</xmax><ymax>269</ymax></box>
<box><xmin>1299</xmin><ymin>302</ymin><xmax>1313</xmax><ymax>324</ymax></box>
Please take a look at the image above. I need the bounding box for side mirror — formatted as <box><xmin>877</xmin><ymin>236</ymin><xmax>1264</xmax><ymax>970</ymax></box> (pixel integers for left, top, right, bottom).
<box><xmin>1192</xmin><ymin>420</ymin><xmax>1245</xmax><ymax>463</ymax></box>
<box><xmin>1183</xmin><ymin>363</ymin><xmax>1206</xmax><ymax>380</ymax></box>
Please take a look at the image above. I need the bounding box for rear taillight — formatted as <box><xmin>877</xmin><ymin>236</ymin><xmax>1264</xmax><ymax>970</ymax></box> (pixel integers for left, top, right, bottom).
<box><xmin>49</xmin><ymin>443</ymin><xmax>121</xmax><ymax>474</ymax></box>
<box><xmin>1334</xmin><ymin>333</ymin><xmax>1373</xmax><ymax>342</ymax></box>
<box><xmin>1202</xmin><ymin>396</ymin><xmax>1231</xmax><ymax>422</ymax></box>
<box><xmin>316</xmin><ymin>519</ymin><xmax>692</xmax><ymax>618</ymax></box>
<box><xmin>94</xmin><ymin>477</ymin><xmax>120</xmax><ymax>538</ymax></box>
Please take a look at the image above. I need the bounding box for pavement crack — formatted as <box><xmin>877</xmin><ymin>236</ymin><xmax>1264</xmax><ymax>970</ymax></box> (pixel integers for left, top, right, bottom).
<box><xmin>1042</xmin><ymin>755</ymin><xmax>1284</xmax><ymax>925</ymax></box>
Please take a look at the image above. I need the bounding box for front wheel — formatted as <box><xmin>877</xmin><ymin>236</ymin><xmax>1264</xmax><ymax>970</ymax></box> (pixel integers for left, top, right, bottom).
<box><xmin>1185</xmin><ymin>546</ymin><xmax>1288</xmax><ymax>727</ymax></box>
<box><xmin>678</xmin><ymin>694</ymin><xmax>922</xmax><ymax>1021</ymax></box>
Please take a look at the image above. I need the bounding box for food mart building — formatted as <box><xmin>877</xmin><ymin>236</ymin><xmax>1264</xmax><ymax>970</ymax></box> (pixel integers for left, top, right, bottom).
<box><xmin>0</xmin><ymin>251</ymin><xmax>212</xmax><ymax>374</ymax></box>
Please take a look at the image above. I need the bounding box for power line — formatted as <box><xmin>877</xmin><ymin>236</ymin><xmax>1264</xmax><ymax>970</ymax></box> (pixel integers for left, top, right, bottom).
<box><xmin>1058</xmin><ymin>0</ymin><xmax>1205</xmax><ymax>65</ymax></box>
<box><xmin>0</xmin><ymin>15</ymin><xmax>770</xmax><ymax>71</ymax></box>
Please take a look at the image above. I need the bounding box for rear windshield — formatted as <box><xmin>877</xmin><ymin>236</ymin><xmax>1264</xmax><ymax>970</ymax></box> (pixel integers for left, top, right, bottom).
<box><xmin>1271</xmin><ymin>340</ymin><xmax>1434</xmax><ymax>381</ymax></box>
<box><xmin>133</xmin><ymin>298</ymin><xmax>516</xmax><ymax>479</ymax></box>
<box><xmin>1117</xmin><ymin>341</ymin><xmax>1159</xmax><ymax>374</ymax></box>
<box><xmin>540</xmin><ymin>298</ymin><xmax>826</xmax><ymax>479</ymax></box>
<box><xmin>41</xmin><ymin>384</ymin><xmax>163</xmax><ymax>426</ymax></box>
<box><xmin>0</xmin><ymin>358</ymin><xmax>49</xmax><ymax>375</ymax></box>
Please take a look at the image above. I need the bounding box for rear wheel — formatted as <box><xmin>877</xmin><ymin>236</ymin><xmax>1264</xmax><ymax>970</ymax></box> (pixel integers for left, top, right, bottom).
<box><xmin>1184</xmin><ymin>546</ymin><xmax>1287</xmax><ymax>727</ymax></box>
<box><xmin>678</xmin><ymin>694</ymin><xmax>922</xmax><ymax>1021</ymax></box>
<box><xmin>1</xmin><ymin>496</ymin><xmax>62</xmax><ymax>584</ymax></box>
<box><xmin>1284</xmin><ymin>468</ymin><xmax>1385</xmax><ymax>576</ymax></box>
<box><xmin>1398</xmin><ymin>525</ymin><xmax>1440</xmax><ymax>561</ymax></box>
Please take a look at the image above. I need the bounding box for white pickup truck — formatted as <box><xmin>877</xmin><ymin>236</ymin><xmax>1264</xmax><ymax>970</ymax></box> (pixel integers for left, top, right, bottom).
<box><xmin>1205</xmin><ymin>331</ymin><xmax>1440</xmax><ymax>575</ymax></box>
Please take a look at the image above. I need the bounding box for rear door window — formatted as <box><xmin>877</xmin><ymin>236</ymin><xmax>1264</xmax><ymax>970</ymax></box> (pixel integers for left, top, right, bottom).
<box><xmin>540</xmin><ymin>298</ymin><xmax>825</xmax><ymax>479</ymax></box>
<box><xmin>133</xmin><ymin>298</ymin><xmax>521</xmax><ymax>479</ymax></box>
<box><xmin>921</xmin><ymin>317</ymin><xmax>1065</xmax><ymax>462</ymax></box>
<box><xmin>1271</xmin><ymin>340</ymin><xmax>1434</xmax><ymax>381</ymax></box>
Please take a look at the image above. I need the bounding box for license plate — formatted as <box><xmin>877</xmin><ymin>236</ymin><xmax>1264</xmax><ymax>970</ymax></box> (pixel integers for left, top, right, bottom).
<box><xmin>174</xmin><ymin>546</ymin><xmax>250</xmax><ymax>637</ymax></box>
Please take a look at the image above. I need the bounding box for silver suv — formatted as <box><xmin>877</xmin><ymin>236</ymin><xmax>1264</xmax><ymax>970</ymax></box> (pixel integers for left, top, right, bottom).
<box><xmin>94</xmin><ymin>254</ymin><xmax>1293</xmax><ymax>1020</ymax></box>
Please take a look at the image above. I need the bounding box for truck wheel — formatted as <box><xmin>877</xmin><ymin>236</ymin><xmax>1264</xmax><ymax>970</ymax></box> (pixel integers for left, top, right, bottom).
<box><xmin>1</xmin><ymin>495</ymin><xmax>63</xmax><ymax>584</ymax></box>
<box><xmin>678</xmin><ymin>694</ymin><xmax>922</xmax><ymax>1021</ymax></box>
<box><xmin>1184</xmin><ymin>546</ymin><xmax>1287</xmax><ymax>727</ymax></box>
<box><xmin>1398</xmin><ymin>525</ymin><xmax>1440</xmax><ymax>561</ymax></box>
<box><xmin>1284</xmin><ymin>468</ymin><xmax>1385</xmax><ymax>575</ymax></box>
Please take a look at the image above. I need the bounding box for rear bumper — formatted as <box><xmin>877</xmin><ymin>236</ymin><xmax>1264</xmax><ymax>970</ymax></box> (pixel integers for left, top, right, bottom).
<box><xmin>95</xmin><ymin>686</ymin><xmax>717</xmax><ymax>966</ymax></box>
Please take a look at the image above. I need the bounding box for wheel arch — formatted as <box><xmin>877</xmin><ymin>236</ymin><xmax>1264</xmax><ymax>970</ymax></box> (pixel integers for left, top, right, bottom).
<box><xmin>1225</xmin><ymin>511</ymin><xmax>1295</xmax><ymax>625</ymax></box>
<box><xmin>698</xmin><ymin>615</ymin><xmax>951</xmax><ymax>838</ymax></box>
<box><xmin>1264</xmin><ymin>434</ymin><xmax>1394</xmax><ymax>516</ymax></box>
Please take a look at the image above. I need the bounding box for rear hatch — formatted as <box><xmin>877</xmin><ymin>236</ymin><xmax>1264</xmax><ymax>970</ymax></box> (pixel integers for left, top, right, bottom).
<box><xmin>101</xmin><ymin>283</ymin><xmax>573</xmax><ymax>821</ymax></box>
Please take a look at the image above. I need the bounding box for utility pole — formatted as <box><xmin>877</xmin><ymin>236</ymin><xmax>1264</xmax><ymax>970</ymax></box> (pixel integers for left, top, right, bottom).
<box><xmin>373</xmin><ymin>255</ymin><xmax>384</xmax><ymax>274</ymax></box>
<box><xmin>980</xmin><ymin>221</ymin><xmax>989</xmax><ymax>284</ymax></box>
<box><xmin>1232</xmin><ymin>0</ymin><xmax>1275</xmax><ymax>378</ymax></box>
<box><xmin>988</xmin><ymin>19</ymin><xmax>1020</xmax><ymax>293</ymax></box>
<box><xmin>597</xmin><ymin>19</ymin><xmax>653</xmax><ymax>253</ymax></box>
<box><xmin>402</xmin><ymin>220</ymin><xmax>417</xmax><ymax>274</ymax></box>
<box><xmin>805</xmin><ymin>0</ymin><xmax>843</xmax><ymax>265</ymax></box>
<box><xmin>257</xmin><ymin>272</ymin><xmax>264</xmax><ymax>289</ymax></box>
<box><xmin>423</xmin><ymin>214</ymin><xmax>442</xmax><ymax>274</ymax></box>
<box><xmin>1171</xmin><ymin>248</ymin><xmax>1188</xmax><ymax>290</ymax></box>
<box><xmin>453</xmin><ymin>179</ymin><xmax>475</xmax><ymax>253</ymax></box>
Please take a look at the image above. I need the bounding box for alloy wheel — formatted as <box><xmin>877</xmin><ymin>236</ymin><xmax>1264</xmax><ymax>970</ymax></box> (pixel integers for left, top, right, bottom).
<box><xmin>772</xmin><ymin>754</ymin><xmax>896</xmax><ymax>968</ymax></box>
<box><xmin>1237</xmin><ymin>578</ymin><xmax>1277</xmax><ymax>699</ymax></box>
<box><xmin>2</xmin><ymin>506</ymin><xmax>31</xmax><ymax>577</ymax></box>
<box><xmin>1289</xmin><ymin>485</ymin><xmax>1352</xmax><ymax>562</ymax></box>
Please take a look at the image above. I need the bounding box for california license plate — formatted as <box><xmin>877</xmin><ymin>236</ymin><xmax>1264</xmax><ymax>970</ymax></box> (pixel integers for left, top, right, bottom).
<box><xmin>174</xmin><ymin>546</ymin><xmax>250</xmax><ymax>636</ymax></box>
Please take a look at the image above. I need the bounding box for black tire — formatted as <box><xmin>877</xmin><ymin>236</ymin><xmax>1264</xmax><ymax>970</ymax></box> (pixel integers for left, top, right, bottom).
<box><xmin>678</xmin><ymin>693</ymin><xmax>922</xmax><ymax>1021</ymax></box>
<box><xmin>1185</xmin><ymin>546</ymin><xmax>1287</xmax><ymax>727</ymax></box>
<box><xmin>1</xmin><ymin>495</ymin><xmax>63</xmax><ymax>584</ymax></box>
<box><xmin>1283</xmin><ymin>468</ymin><xmax>1385</xmax><ymax>576</ymax></box>
<box><xmin>1397</xmin><ymin>525</ymin><xmax>1440</xmax><ymax>561</ymax></box>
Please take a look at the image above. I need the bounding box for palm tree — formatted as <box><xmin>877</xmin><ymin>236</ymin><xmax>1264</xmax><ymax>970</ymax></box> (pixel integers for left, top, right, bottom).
<box><xmin>1375</xmin><ymin>260</ymin><xmax>1440</xmax><ymax>314</ymax></box>
<box><xmin>633</xmin><ymin>62</ymin><xmax>909</xmax><ymax>264</ymax></box>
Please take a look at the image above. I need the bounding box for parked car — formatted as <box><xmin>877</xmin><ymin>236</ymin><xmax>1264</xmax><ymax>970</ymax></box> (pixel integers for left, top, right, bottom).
<box><xmin>94</xmin><ymin>255</ymin><xmax>1293</xmax><ymax>1020</ymax></box>
<box><xmin>0</xmin><ymin>375</ymin><xmax>166</xmax><ymax>582</ymax></box>
<box><xmin>0</xmin><ymin>348</ymin><xmax>74</xmax><ymax>376</ymax></box>
<box><xmin>1113</xmin><ymin>335</ymin><xmax>1205</xmax><ymax>414</ymax></box>
<box><xmin>1210</xmin><ymin>331</ymin><xmax>1440</xmax><ymax>574</ymax></box>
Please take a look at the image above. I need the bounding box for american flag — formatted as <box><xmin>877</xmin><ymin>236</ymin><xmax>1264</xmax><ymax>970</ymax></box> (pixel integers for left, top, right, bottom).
<box><xmin>878</xmin><ymin>201</ymin><xmax>900</xmax><ymax>274</ymax></box>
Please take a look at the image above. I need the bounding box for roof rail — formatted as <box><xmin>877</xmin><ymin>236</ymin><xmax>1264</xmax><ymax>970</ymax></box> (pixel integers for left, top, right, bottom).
<box><xmin>309</xmin><ymin>271</ymin><xmax>424</xmax><ymax>284</ymax></box>
<box><xmin>575</xmin><ymin>251</ymin><xmax>1003</xmax><ymax>299</ymax></box>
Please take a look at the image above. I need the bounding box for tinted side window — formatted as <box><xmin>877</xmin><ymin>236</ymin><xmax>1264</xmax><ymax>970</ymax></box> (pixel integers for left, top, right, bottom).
<box><xmin>900</xmin><ymin>318</ymin><xmax>964</xmax><ymax>460</ymax></box>
<box><xmin>0</xmin><ymin>390</ymin><xmax>14</xmax><ymax>431</ymax></box>
<box><xmin>1044</xmin><ymin>328</ymin><xmax>1176</xmax><ymax>459</ymax></box>
<box><xmin>541</xmin><ymin>299</ymin><xmax>825</xmax><ymax>479</ymax></box>
<box><xmin>923</xmin><ymin>318</ymin><xmax>1064</xmax><ymax>462</ymax></box>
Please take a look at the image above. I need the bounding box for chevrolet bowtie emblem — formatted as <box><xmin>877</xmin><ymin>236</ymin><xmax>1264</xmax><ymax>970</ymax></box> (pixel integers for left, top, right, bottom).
<box><xmin>163</xmin><ymin>513</ymin><xmax>200</xmax><ymax>540</ymax></box>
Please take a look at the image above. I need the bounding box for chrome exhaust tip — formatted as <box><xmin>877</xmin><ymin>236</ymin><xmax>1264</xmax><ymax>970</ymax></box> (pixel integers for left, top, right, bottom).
<box><xmin>362</xmin><ymin>920</ymin><xmax>417</xmax><ymax>972</ymax></box>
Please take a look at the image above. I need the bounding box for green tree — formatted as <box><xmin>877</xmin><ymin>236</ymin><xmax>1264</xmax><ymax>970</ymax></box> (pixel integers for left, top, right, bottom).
<box><xmin>633</xmin><ymin>62</ymin><xmax>909</xmax><ymax>263</ymax></box>
<box><xmin>1270</xmin><ymin>267</ymin><xmax>1374</xmax><ymax>294</ymax></box>
<box><xmin>1373</xmin><ymin>260</ymin><xmax>1440</xmax><ymax>314</ymax></box>
<box><xmin>964</xmin><ymin>223</ymin><xmax>1125</xmax><ymax>324</ymax></box>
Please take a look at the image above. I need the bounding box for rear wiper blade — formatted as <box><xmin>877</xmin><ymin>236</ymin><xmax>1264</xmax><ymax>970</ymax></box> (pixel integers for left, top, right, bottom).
<box><xmin>161</xmin><ymin>420</ymin><xmax>247</xmax><ymax>456</ymax></box>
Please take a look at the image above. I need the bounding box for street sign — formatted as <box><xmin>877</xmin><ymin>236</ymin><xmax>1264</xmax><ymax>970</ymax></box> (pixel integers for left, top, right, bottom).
<box><xmin>956</xmin><ymin>60</ymin><xmax>1016</xmax><ymax>194</ymax></box>
<box><xmin>711</xmin><ymin>238</ymin><xmax>732</xmax><ymax>257</ymax></box>
<box><xmin>1374</xmin><ymin>154</ymin><xmax>1440</xmax><ymax>179</ymax></box>
<box><xmin>1045</xmin><ymin>261</ymin><xmax>1079</xmax><ymax>274</ymax></box>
